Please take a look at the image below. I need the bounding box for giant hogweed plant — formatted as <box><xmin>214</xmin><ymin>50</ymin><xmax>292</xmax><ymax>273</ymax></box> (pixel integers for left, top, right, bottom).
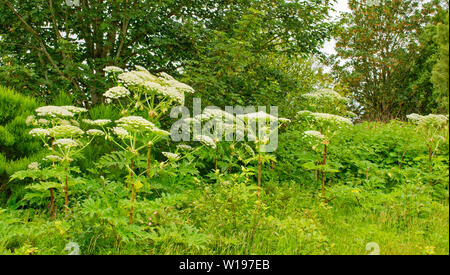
<box><xmin>406</xmin><ymin>113</ymin><xmax>449</xmax><ymax>186</ymax></box>
<box><xmin>96</xmin><ymin>65</ymin><xmax>197</xmax><ymax>224</ymax></box>
<box><xmin>297</xmin><ymin>110</ymin><xmax>353</xmax><ymax>203</ymax></box>
<box><xmin>11</xmin><ymin>105</ymin><xmax>102</xmax><ymax>217</ymax></box>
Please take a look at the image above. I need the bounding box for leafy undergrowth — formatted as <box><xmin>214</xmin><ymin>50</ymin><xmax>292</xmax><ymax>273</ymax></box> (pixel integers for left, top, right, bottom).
<box><xmin>0</xmin><ymin>181</ymin><xmax>447</xmax><ymax>255</ymax></box>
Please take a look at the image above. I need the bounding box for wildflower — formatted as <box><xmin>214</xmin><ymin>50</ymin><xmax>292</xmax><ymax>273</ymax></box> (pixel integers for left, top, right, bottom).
<box><xmin>111</xmin><ymin>126</ymin><xmax>130</xmax><ymax>139</ymax></box>
<box><xmin>103</xmin><ymin>86</ymin><xmax>130</xmax><ymax>99</ymax></box>
<box><xmin>194</xmin><ymin>134</ymin><xmax>217</xmax><ymax>148</ymax></box>
<box><xmin>43</xmin><ymin>155</ymin><xmax>62</xmax><ymax>162</ymax></box>
<box><xmin>177</xmin><ymin>144</ymin><xmax>193</xmax><ymax>151</ymax></box>
<box><xmin>86</xmin><ymin>129</ymin><xmax>105</xmax><ymax>136</ymax></box>
<box><xmin>29</xmin><ymin>128</ymin><xmax>50</xmax><ymax>137</ymax></box>
<box><xmin>162</xmin><ymin>152</ymin><xmax>180</xmax><ymax>161</ymax></box>
<box><xmin>304</xmin><ymin>130</ymin><xmax>325</xmax><ymax>140</ymax></box>
<box><xmin>303</xmin><ymin>88</ymin><xmax>349</xmax><ymax>103</ymax></box>
<box><xmin>407</xmin><ymin>113</ymin><xmax>448</xmax><ymax>129</ymax></box>
<box><xmin>83</xmin><ymin>119</ymin><xmax>112</xmax><ymax>126</ymax></box>
<box><xmin>53</xmin><ymin>138</ymin><xmax>79</xmax><ymax>148</ymax></box>
<box><xmin>148</xmin><ymin>222</ymin><xmax>152</xmax><ymax>226</ymax></box>
<box><xmin>116</xmin><ymin>116</ymin><xmax>155</xmax><ymax>130</ymax></box>
<box><xmin>309</xmin><ymin>112</ymin><xmax>353</xmax><ymax>126</ymax></box>
<box><xmin>103</xmin><ymin>66</ymin><xmax>124</xmax><ymax>73</ymax></box>
<box><xmin>61</xmin><ymin>106</ymin><xmax>88</xmax><ymax>114</ymax></box>
<box><xmin>49</xmin><ymin>125</ymin><xmax>84</xmax><ymax>138</ymax></box>
<box><xmin>25</xmin><ymin>115</ymin><xmax>35</xmax><ymax>125</ymax></box>
<box><xmin>28</xmin><ymin>162</ymin><xmax>40</xmax><ymax>170</ymax></box>
<box><xmin>153</xmin><ymin>211</ymin><xmax>158</xmax><ymax>215</ymax></box>
<box><xmin>35</xmin><ymin>106</ymin><xmax>73</xmax><ymax>117</ymax></box>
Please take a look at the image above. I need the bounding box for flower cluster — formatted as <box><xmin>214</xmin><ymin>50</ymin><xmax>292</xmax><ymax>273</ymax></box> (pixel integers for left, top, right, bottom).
<box><xmin>195</xmin><ymin>134</ymin><xmax>217</xmax><ymax>148</ymax></box>
<box><xmin>106</xmin><ymin>66</ymin><xmax>194</xmax><ymax>105</ymax></box>
<box><xmin>53</xmin><ymin>138</ymin><xmax>79</xmax><ymax>148</ymax></box>
<box><xmin>28</xmin><ymin>162</ymin><xmax>40</xmax><ymax>170</ymax></box>
<box><xmin>111</xmin><ymin>126</ymin><xmax>131</xmax><ymax>139</ymax></box>
<box><xmin>29</xmin><ymin>128</ymin><xmax>50</xmax><ymax>137</ymax></box>
<box><xmin>104</xmin><ymin>86</ymin><xmax>130</xmax><ymax>100</ymax></box>
<box><xmin>116</xmin><ymin>116</ymin><xmax>155</xmax><ymax>130</ymax></box>
<box><xmin>86</xmin><ymin>129</ymin><xmax>105</xmax><ymax>136</ymax></box>
<box><xmin>82</xmin><ymin>119</ymin><xmax>112</xmax><ymax>126</ymax></box>
<box><xmin>162</xmin><ymin>152</ymin><xmax>180</xmax><ymax>161</ymax></box>
<box><xmin>177</xmin><ymin>144</ymin><xmax>193</xmax><ymax>151</ymax></box>
<box><xmin>298</xmin><ymin>110</ymin><xmax>353</xmax><ymax>126</ymax></box>
<box><xmin>104</xmin><ymin>66</ymin><xmax>124</xmax><ymax>73</ymax></box>
<box><xmin>43</xmin><ymin>155</ymin><xmax>62</xmax><ymax>162</ymax></box>
<box><xmin>304</xmin><ymin>130</ymin><xmax>325</xmax><ymax>140</ymax></box>
<box><xmin>49</xmin><ymin>125</ymin><xmax>84</xmax><ymax>138</ymax></box>
<box><xmin>407</xmin><ymin>113</ymin><xmax>448</xmax><ymax>129</ymax></box>
<box><xmin>61</xmin><ymin>106</ymin><xmax>88</xmax><ymax>114</ymax></box>
<box><xmin>303</xmin><ymin>88</ymin><xmax>349</xmax><ymax>104</ymax></box>
<box><xmin>36</xmin><ymin>106</ymin><xmax>74</xmax><ymax>117</ymax></box>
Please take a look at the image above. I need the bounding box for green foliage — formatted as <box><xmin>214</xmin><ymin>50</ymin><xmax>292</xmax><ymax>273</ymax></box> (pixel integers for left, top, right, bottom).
<box><xmin>431</xmin><ymin>12</ymin><xmax>449</xmax><ymax>113</ymax></box>
<box><xmin>332</xmin><ymin>0</ymin><xmax>444</xmax><ymax>120</ymax></box>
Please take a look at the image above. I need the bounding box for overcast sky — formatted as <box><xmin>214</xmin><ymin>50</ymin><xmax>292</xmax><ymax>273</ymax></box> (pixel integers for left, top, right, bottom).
<box><xmin>321</xmin><ymin>0</ymin><xmax>350</xmax><ymax>55</ymax></box>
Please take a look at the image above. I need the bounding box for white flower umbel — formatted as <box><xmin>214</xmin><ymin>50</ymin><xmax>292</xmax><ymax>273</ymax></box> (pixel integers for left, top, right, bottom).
<box><xmin>407</xmin><ymin>113</ymin><xmax>448</xmax><ymax>129</ymax></box>
<box><xmin>86</xmin><ymin>129</ymin><xmax>105</xmax><ymax>136</ymax></box>
<box><xmin>111</xmin><ymin>126</ymin><xmax>131</xmax><ymax>139</ymax></box>
<box><xmin>61</xmin><ymin>106</ymin><xmax>88</xmax><ymax>114</ymax></box>
<box><xmin>82</xmin><ymin>119</ymin><xmax>112</xmax><ymax>126</ymax></box>
<box><xmin>303</xmin><ymin>88</ymin><xmax>349</xmax><ymax>103</ymax></box>
<box><xmin>36</xmin><ymin>106</ymin><xmax>74</xmax><ymax>117</ymax></box>
<box><xmin>29</xmin><ymin>128</ymin><xmax>50</xmax><ymax>137</ymax></box>
<box><xmin>162</xmin><ymin>152</ymin><xmax>180</xmax><ymax>161</ymax></box>
<box><xmin>28</xmin><ymin>162</ymin><xmax>40</xmax><ymax>170</ymax></box>
<box><xmin>307</xmin><ymin>112</ymin><xmax>353</xmax><ymax>126</ymax></box>
<box><xmin>104</xmin><ymin>86</ymin><xmax>130</xmax><ymax>99</ymax></box>
<box><xmin>104</xmin><ymin>66</ymin><xmax>124</xmax><ymax>73</ymax></box>
<box><xmin>177</xmin><ymin>144</ymin><xmax>193</xmax><ymax>151</ymax></box>
<box><xmin>53</xmin><ymin>138</ymin><xmax>79</xmax><ymax>148</ymax></box>
<box><xmin>116</xmin><ymin>116</ymin><xmax>155</xmax><ymax>130</ymax></box>
<box><xmin>304</xmin><ymin>130</ymin><xmax>325</xmax><ymax>140</ymax></box>
<box><xmin>43</xmin><ymin>155</ymin><xmax>62</xmax><ymax>162</ymax></box>
<box><xmin>195</xmin><ymin>134</ymin><xmax>217</xmax><ymax>148</ymax></box>
<box><xmin>49</xmin><ymin>125</ymin><xmax>84</xmax><ymax>138</ymax></box>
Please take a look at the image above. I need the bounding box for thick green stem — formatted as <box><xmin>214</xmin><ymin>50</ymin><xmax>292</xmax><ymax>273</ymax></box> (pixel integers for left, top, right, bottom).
<box><xmin>321</xmin><ymin>144</ymin><xmax>327</xmax><ymax>202</ymax></box>
<box><xmin>64</xmin><ymin>168</ymin><xmax>69</xmax><ymax>216</ymax></box>
<box><xmin>50</xmin><ymin>188</ymin><xmax>55</xmax><ymax>220</ymax></box>
<box><xmin>257</xmin><ymin>153</ymin><xmax>261</xmax><ymax>199</ymax></box>
<box><xmin>147</xmin><ymin>144</ymin><xmax>151</xmax><ymax>177</ymax></box>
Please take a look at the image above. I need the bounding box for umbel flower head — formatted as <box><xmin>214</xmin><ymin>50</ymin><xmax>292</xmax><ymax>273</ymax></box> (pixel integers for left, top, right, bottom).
<box><xmin>104</xmin><ymin>86</ymin><xmax>130</xmax><ymax>99</ymax></box>
<box><xmin>53</xmin><ymin>138</ymin><xmax>79</xmax><ymax>148</ymax></box>
<box><xmin>82</xmin><ymin>119</ymin><xmax>112</xmax><ymax>126</ymax></box>
<box><xmin>407</xmin><ymin>113</ymin><xmax>448</xmax><ymax>129</ymax></box>
<box><xmin>116</xmin><ymin>116</ymin><xmax>155</xmax><ymax>130</ymax></box>
<box><xmin>298</xmin><ymin>110</ymin><xmax>353</xmax><ymax>126</ymax></box>
<box><xmin>29</xmin><ymin>128</ymin><xmax>50</xmax><ymax>137</ymax></box>
<box><xmin>28</xmin><ymin>162</ymin><xmax>40</xmax><ymax>170</ymax></box>
<box><xmin>162</xmin><ymin>152</ymin><xmax>180</xmax><ymax>161</ymax></box>
<box><xmin>43</xmin><ymin>155</ymin><xmax>62</xmax><ymax>162</ymax></box>
<box><xmin>194</xmin><ymin>134</ymin><xmax>217</xmax><ymax>148</ymax></box>
<box><xmin>35</xmin><ymin>106</ymin><xmax>74</xmax><ymax>117</ymax></box>
<box><xmin>61</xmin><ymin>106</ymin><xmax>88</xmax><ymax>114</ymax></box>
<box><xmin>86</xmin><ymin>129</ymin><xmax>105</xmax><ymax>136</ymax></box>
<box><xmin>111</xmin><ymin>126</ymin><xmax>131</xmax><ymax>139</ymax></box>
<box><xmin>104</xmin><ymin>66</ymin><xmax>124</xmax><ymax>73</ymax></box>
<box><xmin>49</xmin><ymin>125</ymin><xmax>84</xmax><ymax>138</ymax></box>
<box><xmin>304</xmin><ymin>130</ymin><xmax>325</xmax><ymax>140</ymax></box>
<box><xmin>303</xmin><ymin>88</ymin><xmax>349</xmax><ymax>104</ymax></box>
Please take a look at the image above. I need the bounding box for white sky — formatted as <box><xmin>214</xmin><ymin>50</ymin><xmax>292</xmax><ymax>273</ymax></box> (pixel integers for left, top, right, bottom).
<box><xmin>321</xmin><ymin>0</ymin><xmax>350</xmax><ymax>55</ymax></box>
